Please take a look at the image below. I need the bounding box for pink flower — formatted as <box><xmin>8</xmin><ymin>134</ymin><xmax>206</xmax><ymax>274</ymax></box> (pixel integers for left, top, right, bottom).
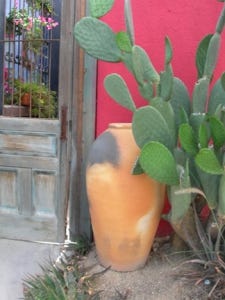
<box><xmin>14</xmin><ymin>0</ymin><xmax>18</xmax><ymax>8</ymax></box>
<box><xmin>52</xmin><ymin>22</ymin><xmax>59</xmax><ymax>28</ymax></box>
<box><xmin>38</xmin><ymin>16</ymin><xmax>47</xmax><ymax>25</ymax></box>
<box><xmin>47</xmin><ymin>17</ymin><xmax>53</xmax><ymax>23</ymax></box>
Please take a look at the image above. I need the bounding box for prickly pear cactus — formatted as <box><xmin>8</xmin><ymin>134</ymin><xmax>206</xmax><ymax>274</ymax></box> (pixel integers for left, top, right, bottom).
<box><xmin>74</xmin><ymin>0</ymin><xmax>225</xmax><ymax>264</ymax></box>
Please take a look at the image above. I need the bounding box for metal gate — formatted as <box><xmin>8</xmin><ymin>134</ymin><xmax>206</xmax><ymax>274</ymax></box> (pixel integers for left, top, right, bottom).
<box><xmin>0</xmin><ymin>0</ymin><xmax>95</xmax><ymax>242</ymax></box>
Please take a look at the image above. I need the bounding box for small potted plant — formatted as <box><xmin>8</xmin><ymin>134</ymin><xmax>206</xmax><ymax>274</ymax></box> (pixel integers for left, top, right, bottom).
<box><xmin>12</xmin><ymin>79</ymin><xmax>57</xmax><ymax>118</ymax></box>
<box><xmin>74</xmin><ymin>0</ymin><xmax>225</xmax><ymax>289</ymax></box>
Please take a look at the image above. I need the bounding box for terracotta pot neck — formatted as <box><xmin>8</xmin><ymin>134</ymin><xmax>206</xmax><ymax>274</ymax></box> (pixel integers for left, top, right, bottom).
<box><xmin>108</xmin><ymin>123</ymin><xmax>131</xmax><ymax>129</ymax></box>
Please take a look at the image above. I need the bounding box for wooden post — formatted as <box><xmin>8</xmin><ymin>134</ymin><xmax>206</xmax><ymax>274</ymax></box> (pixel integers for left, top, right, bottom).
<box><xmin>59</xmin><ymin>0</ymin><xmax>96</xmax><ymax>240</ymax></box>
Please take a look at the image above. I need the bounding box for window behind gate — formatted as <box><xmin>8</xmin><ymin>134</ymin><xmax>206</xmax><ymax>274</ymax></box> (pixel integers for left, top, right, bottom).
<box><xmin>0</xmin><ymin>0</ymin><xmax>60</xmax><ymax>118</ymax></box>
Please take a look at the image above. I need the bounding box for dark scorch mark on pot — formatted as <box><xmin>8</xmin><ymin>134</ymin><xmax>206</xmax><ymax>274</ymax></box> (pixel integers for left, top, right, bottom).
<box><xmin>88</xmin><ymin>131</ymin><xmax>119</xmax><ymax>167</ymax></box>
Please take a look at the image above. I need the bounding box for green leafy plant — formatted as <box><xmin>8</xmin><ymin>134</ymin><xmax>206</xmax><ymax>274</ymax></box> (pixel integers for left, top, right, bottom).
<box><xmin>26</xmin><ymin>0</ymin><xmax>54</xmax><ymax>14</ymax></box>
<box><xmin>74</xmin><ymin>0</ymin><xmax>225</xmax><ymax>296</ymax></box>
<box><xmin>23</xmin><ymin>238</ymin><xmax>95</xmax><ymax>300</ymax></box>
<box><xmin>11</xmin><ymin>79</ymin><xmax>57</xmax><ymax>118</ymax></box>
<box><xmin>6</xmin><ymin>4</ymin><xmax>58</xmax><ymax>54</ymax></box>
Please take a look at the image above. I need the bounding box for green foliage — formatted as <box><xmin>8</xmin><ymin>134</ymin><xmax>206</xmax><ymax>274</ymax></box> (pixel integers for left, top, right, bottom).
<box><xmin>208</xmin><ymin>77</ymin><xmax>225</xmax><ymax>114</ymax></box>
<box><xmin>209</xmin><ymin>115</ymin><xmax>225</xmax><ymax>149</ymax></box>
<box><xmin>158</xmin><ymin>67</ymin><xmax>173</xmax><ymax>101</ymax></box>
<box><xmin>26</xmin><ymin>0</ymin><xmax>53</xmax><ymax>13</ymax></box>
<box><xmin>89</xmin><ymin>0</ymin><xmax>115</xmax><ymax>18</ymax></box>
<box><xmin>74</xmin><ymin>17</ymin><xmax>122</xmax><ymax>62</ymax></box>
<box><xmin>23</xmin><ymin>238</ymin><xmax>93</xmax><ymax>300</ymax></box>
<box><xmin>116</xmin><ymin>31</ymin><xmax>132</xmax><ymax>52</ymax></box>
<box><xmin>198</xmin><ymin>123</ymin><xmax>209</xmax><ymax>148</ymax></box>
<box><xmin>196</xmin><ymin>34</ymin><xmax>213</xmax><ymax>79</ymax></box>
<box><xmin>131</xmin><ymin>46</ymin><xmax>160</xmax><ymax>85</ymax></box>
<box><xmin>167</xmin><ymin>163</ymin><xmax>192</xmax><ymax>222</ymax></box>
<box><xmin>165</xmin><ymin>36</ymin><xmax>173</xmax><ymax>65</ymax></box>
<box><xmin>195</xmin><ymin>148</ymin><xmax>224</xmax><ymax>174</ymax></box>
<box><xmin>218</xmin><ymin>173</ymin><xmax>225</xmax><ymax>216</ymax></box>
<box><xmin>197</xmin><ymin>168</ymin><xmax>219</xmax><ymax>208</ymax></box>
<box><xmin>132</xmin><ymin>157</ymin><xmax>144</xmax><ymax>175</ymax></box>
<box><xmin>169</xmin><ymin>77</ymin><xmax>191</xmax><ymax>127</ymax></box>
<box><xmin>139</xmin><ymin>141</ymin><xmax>179</xmax><ymax>185</ymax></box>
<box><xmin>124</xmin><ymin>0</ymin><xmax>134</xmax><ymax>45</ymax></box>
<box><xmin>179</xmin><ymin>123</ymin><xmax>198</xmax><ymax>155</ymax></box>
<box><xmin>74</xmin><ymin>1</ymin><xmax>225</xmax><ymax>282</ymax></box>
<box><xmin>104</xmin><ymin>74</ymin><xmax>136</xmax><ymax>111</ymax></box>
<box><xmin>203</xmin><ymin>33</ymin><xmax>221</xmax><ymax>78</ymax></box>
<box><xmin>132</xmin><ymin>106</ymin><xmax>173</xmax><ymax>150</ymax></box>
<box><xmin>192</xmin><ymin>77</ymin><xmax>210</xmax><ymax>113</ymax></box>
<box><xmin>23</xmin><ymin>262</ymin><xmax>92</xmax><ymax>300</ymax></box>
<box><xmin>151</xmin><ymin>97</ymin><xmax>176</xmax><ymax>146</ymax></box>
<box><xmin>221</xmin><ymin>72</ymin><xmax>225</xmax><ymax>90</ymax></box>
<box><xmin>12</xmin><ymin>80</ymin><xmax>57</xmax><ymax>118</ymax></box>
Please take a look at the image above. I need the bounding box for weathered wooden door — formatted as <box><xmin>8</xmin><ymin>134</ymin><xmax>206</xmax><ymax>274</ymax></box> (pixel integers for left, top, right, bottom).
<box><xmin>0</xmin><ymin>0</ymin><xmax>66</xmax><ymax>242</ymax></box>
<box><xmin>0</xmin><ymin>117</ymin><xmax>65</xmax><ymax>242</ymax></box>
<box><xmin>0</xmin><ymin>0</ymin><xmax>95</xmax><ymax>242</ymax></box>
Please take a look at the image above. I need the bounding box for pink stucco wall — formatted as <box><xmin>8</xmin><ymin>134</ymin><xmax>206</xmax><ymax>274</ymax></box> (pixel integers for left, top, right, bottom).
<box><xmin>96</xmin><ymin>0</ymin><xmax>225</xmax><ymax>135</ymax></box>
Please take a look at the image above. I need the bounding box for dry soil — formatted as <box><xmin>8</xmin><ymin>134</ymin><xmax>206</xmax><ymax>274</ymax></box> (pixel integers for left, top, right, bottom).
<box><xmin>82</xmin><ymin>237</ymin><xmax>216</xmax><ymax>300</ymax></box>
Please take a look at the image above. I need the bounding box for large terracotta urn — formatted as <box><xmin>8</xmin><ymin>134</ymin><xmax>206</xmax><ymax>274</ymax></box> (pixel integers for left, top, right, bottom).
<box><xmin>86</xmin><ymin>123</ymin><xmax>165</xmax><ymax>271</ymax></box>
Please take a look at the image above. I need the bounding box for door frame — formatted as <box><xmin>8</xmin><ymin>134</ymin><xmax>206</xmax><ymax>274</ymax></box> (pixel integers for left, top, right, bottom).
<box><xmin>59</xmin><ymin>0</ymin><xmax>96</xmax><ymax>240</ymax></box>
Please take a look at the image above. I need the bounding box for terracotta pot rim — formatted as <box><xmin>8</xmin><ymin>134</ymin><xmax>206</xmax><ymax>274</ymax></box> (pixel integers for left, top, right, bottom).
<box><xmin>108</xmin><ymin>122</ymin><xmax>131</xmax><ymax>129</ymax></box>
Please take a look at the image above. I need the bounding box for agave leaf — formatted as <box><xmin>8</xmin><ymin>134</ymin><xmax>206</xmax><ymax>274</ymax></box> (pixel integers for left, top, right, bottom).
<box><xmin>116</xmin><ymin>31</ymin><xmax>132</xmax><ymax>53</ymax></box>
<box><xmin>195</xmin><ymin>34</ymin><xmax>213</xmax><ymax>79</ymax></box>
<box><xmin>74</xmin><ymin>17</ymin><xmax>121</xmax><ymax>62</ymax></box>
<box><xmin>104</xmin><ymin>73</ymin><xmax>136</xmax><ymax>111</ymax></box>
<box><xmin>195</xmin><ymin>148</ymin><xmax>224</xmax><ymax>174</ymax></box>
<box><xmin>89</xmin><ymin>0</ymin><xmax>115</xmax><ymax>18</ymax></box>
<box><xmin>139</xmin><ymin>141</ymin><xmax>179</xmax><ymax>185</ymax></box>
<box><xmin>132</xmin><ymin>106</ymin><xmax>173</xmax><ymax>150</ymax></box>
<box><xmin>179</xmin><ymin>123</ymin><xmax>198</xmax><ymax>156</ymax></box>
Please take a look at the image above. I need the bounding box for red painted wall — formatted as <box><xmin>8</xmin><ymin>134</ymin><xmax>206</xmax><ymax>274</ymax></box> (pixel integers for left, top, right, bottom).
<box><xmin>95</xmin><ymin>1</ymin><xmax>225</xmax><ymax>236</ymax></box>
<box><xmin>96</xmin><ymin>0</ymin><xmax>225</xmax><ymax>136</ymax></box>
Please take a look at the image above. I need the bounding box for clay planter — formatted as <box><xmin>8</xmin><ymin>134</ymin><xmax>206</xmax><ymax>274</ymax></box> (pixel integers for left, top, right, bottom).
<box><xmin>21</xmin><ymin>93</ymin><xmax>31</xmax><ymax>106</ymax></box>
<box><xmin>86</xmin><ymin>123</ymin><xmax>165</xmax><ymax>271</ymax></box>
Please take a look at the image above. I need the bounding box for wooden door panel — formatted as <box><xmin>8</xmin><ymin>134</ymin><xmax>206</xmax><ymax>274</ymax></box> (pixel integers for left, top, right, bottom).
<box><xmin>33</xmin><ymin>171</ymin><xmax>57</xmax><ymax>217</ymax></box>
<box><xmin>0</xmin><ymin>117</ymin><xmax>61</xmax><ymax>241</ymax></box>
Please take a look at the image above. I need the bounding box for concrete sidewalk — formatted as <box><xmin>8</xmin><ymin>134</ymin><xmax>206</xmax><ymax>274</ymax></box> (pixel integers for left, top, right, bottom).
<box><xmin>0</xmin><ymin>238</ymin><xmax>61</xmax><ymax>300</ymax></box>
